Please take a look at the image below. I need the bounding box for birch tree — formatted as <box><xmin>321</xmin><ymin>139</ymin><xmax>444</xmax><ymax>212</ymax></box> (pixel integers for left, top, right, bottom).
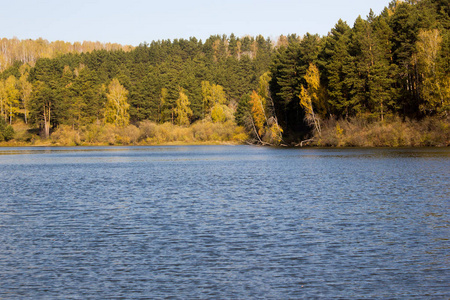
<box><xmin>104</xmin><ymin>78</ymin><xmax>130</xmax><ymax>127</ymax></box>
<box><xmin>417</xmin><ymin>29</ymin><xmax>449</xmax><ymax>115</ymax></box>
<box><xmin>5</xmin><ymin>76</ymin><xmax>19</xmax><ymax>125</ymax></box>
<box><xmin>174</xmin><ymin>88</ymin><xmax>192</xmax><ymax>126</ymax></box>
<box><xmin>0</xmin><ymin>80</ymin><xmax>5</xmax><ymax>122</ymax></box>
<box><xmin>249</xmin><ymin>72</ymin><xmax>283</xmax><ymax>144</ymax></box>
<box><xmin>299</xmin><ymin>63</ymin><xmax>322</xmax><ymax>135</ymax></box>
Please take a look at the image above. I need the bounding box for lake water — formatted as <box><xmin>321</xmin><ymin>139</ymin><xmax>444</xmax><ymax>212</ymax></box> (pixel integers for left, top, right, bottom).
<box><xmin>0</xmin><ymin>146</ymin><xmax>448</xmax><ymax>299</ymax></box>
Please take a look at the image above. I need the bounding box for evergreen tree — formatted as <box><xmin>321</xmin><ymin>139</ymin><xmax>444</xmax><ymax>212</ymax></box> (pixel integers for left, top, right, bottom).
<box><xmin>18</xmin><ymin>64</ymin><xmax>32</xmax><ymax>124</ymax></box>
<box><xmin>319</xmin><ymin>19</ymin><xmax>353</xmax><ymax>117</ymax></box>
<box><xmin>269</xmin><ymin>38</ymin><xmax>303</xmax><ymax>133</ymax></box>
<box><xmin>29</xmin><ymin>80</ymin><xmax>56</xmax><ymax>138</ymax></box>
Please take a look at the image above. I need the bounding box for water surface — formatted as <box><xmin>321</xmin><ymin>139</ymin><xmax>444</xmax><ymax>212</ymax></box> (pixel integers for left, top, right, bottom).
<box><xmin>0</xmin><ymin>146</ymin><xmax>449</xmax><ymax>298</ymax></box>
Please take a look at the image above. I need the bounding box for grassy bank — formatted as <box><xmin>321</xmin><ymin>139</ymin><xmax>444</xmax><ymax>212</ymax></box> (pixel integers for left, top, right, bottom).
<box><xmin>0</xmin><ymin>120</ymin><xmax>248</xmax><ymax>147</ymax></box>
<box><xmin>312</xmin><ymin>116</ymin><xmax>450</xmax><ymax>147</ymax></box>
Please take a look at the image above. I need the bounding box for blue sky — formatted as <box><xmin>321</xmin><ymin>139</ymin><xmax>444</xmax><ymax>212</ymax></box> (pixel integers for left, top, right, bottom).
<box><xmin>2</xmin><ymin>0</ymin><xmax>389</xmax><ymax>45</ymax></box>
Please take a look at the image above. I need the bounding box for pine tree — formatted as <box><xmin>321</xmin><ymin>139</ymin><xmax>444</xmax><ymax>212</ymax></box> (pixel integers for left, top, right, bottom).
<box><xmin>320</xmin><ymin>19</ymin><xmax>354</xmax><ymax>117</ymax></box>
<box><xmin>18</xmin><ymin>65</ymin><xmax>32</xmax><ymax>124</ymax></box>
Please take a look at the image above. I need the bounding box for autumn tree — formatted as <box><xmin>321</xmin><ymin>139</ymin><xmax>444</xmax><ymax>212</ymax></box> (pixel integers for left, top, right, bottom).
<box><xmin>416</xmin><ymin>29</ymin><xmax>449</xmax><ymax>115</ymax></box>
<box><xmin>250</xmin><ymin>90</ymin><xmax>266</xmax><ymax>140</ymax></box>
<box><xmin>0</xmin><ymin>80</ymin><xmax>6</xmax><ymax>122</ymax></box>
<box><xmin>201</xmin><ymin>81</ymin><xmax>227</xmax><ymax>114</ymax></box>
<box><xmin>5</xmin><ymin>75</ymin><xmax>19</xmax><ymax>124</ymax></box>
<box><xmin>105</xmin><ymin>78</ymin><xmax>130</xmax><ymax>127</ymax></box>
<box><xmin>201</xmin><ymin>81</ymin><xmax>234</xmax><ymax>123</ymax></box>
<box><xmin>249</xmin><ymin>72</ymin><xmax>283</xmax><ymax>144</ymax></box>
<box><xmin>174</xmin><ymin>88</ymin><xmax>192</xmax><ymax>126</ymax></box>
<box><xmin>299</xmin><ymin>63</ymin><xmax>323</xmax><ymax>135</ymax></box>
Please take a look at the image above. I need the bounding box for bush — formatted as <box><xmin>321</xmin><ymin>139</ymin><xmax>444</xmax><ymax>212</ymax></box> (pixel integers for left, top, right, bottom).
<box><xmin>0</xmin><ymin>118</ymin><xmax>15</xmax><ymax>142</ymax></box>
<box><xmin>51</xmin><ymin>125</ymin><xmax>81</xmax><ymax>145</ymax></box>
<box><xmin>315</xmin><ymin>116</ymin><xmax>450</xmax><ymax>147</ymax></box>
<box><xmin>3</xmin><ymin>125</ymin><xmax>14</xmax><ymax>141</ymax></box>
<box><xmin>99</xmin><ymin>124</ymin><xmax>118</xmax><ymax>145</ymax></box>
<box><xmin>1</xmin><ymin>118</ymin><xmax>248</xmax><ymax>145</ymax></box>
<box><xmin>116</xmin><ymin>125</ymin><xmax>140</xmax><ymax>145</ymax></box>
<box><xmin>191</xmin><ymin>120</ymin><xmax>237</xmax><ymax>142</ymax></box>
<box><xmin>139</xmin><ymin>120</ymin><xmax>157</xmax><ymax>141</ymax></box>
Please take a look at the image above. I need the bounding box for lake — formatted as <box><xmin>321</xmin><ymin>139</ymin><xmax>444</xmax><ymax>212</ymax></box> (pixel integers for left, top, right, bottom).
<box><xmin>0</xmin><ymin>146</ymin><xmax>448</xmax><ymax>299</ymax></box>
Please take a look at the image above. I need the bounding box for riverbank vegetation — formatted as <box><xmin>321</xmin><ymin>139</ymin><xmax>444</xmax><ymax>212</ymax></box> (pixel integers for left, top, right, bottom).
<box><xmin>2</xmin><ymin>120</ymin><xmax>247</xmax><ymax>146</ymax></box>
<box><xmin>1</xmin><ymin>0</ymin><xmax>449</xmax><ymax>147</ymax></box>
<box><xmin>312</xmin><ymin>116</ymin><xmax>449</xmax><ymax>147</ymax></box>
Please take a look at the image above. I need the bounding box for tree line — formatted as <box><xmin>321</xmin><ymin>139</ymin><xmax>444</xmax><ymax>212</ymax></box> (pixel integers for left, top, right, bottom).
<box><xmin>270</xmin><ymin>0</ymin><xmax>449</xmax><ymax>141</ymax></box>
<box><xmin>0</xmin><ymin>34</ymin><xmax>274</xmax><ymax>141</ymax></box>
<box><xmin>0</xmin><ymin>38</ymin><xmax>134</xmax><ymax>72</ymax></box>
<box><xmin>0</xmin><ymin>0</ymin><xmax>448</xmax><ymax>145</ymax></box>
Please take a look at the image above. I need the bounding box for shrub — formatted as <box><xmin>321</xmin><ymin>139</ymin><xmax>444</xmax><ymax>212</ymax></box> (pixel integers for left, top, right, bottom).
<box><xmin>82</xmin><ymin>123</ymin><xmax>104</xmax><ymax>144</ymax></box>
<box><xmin>116</xmin><ymin>125</ymin><xmax>140</xmax><ymax>145</ymax></box>
<box><xmin>50</xmin><ymin>125</ymin><xmax>81</xmax><ymax>146</ymax></box>
<box><xmin>139</xmin><ymin>120</ymin><xmax>157</xmax><ymax>141</ymax></box>
<box><xmin>3</xmin><ymin>125</ymin><xmax>15</xmax><ymax>141</ymax></box>
<box><xmin>100</xmin><ymin>124</ymin><xmax>118</xmax><ymax>145</ymax></box>
<box><xmin>315</xmin><ymin>116</ymin><xmax>449</xmax><ymax>147</ymax></box>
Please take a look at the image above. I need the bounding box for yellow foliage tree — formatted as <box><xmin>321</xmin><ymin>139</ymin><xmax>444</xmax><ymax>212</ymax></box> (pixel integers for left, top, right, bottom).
<box><xmin>211</xmin><ymin>104</ymin><xmax>226</xmax><ymax>123</ymax></box>
<box><xmin>201</xmin><ymin>81</ymin><xmax>227</xmax><ymax>118</ymax></box>
<box><xmin>0</xmin><ymin>80</ymin><xmax>6</xmax><ymax>122</ymax></box>
<box><xmin>247</xmin><ymin>72</ymin><xmax>283</xmax><ymax>145</ymax></box>
<box><xmin>269</xmin><ymin>123</ymin><xmax>283</xmax><ymax>145</ymax></box>
<box><xmin>250</xmin><ymin>90</ymin><xmax>266</xmax><ymax>137</ymax></box>
<box><xmin>5</xmin><ymin>75</ymin><xmax>20</xmax><ymax>124</ymax></box>
<box><xmin>416</xmin><ymin>29</ymin><xmax>449</xmax><ymax>115</ymax></box>
<box><xmin>257</xmin><ymin>72</ymin><xmax>271</xmax><ymax>105</ymax></box>
<box><xmin>104</xmin><ymin>78</ymin><xmax>130</xmax><ymax>127</ymax></box>
<box><xmin>174</xmin><ymin>88</ymin><xmax>192</xmax><ymax>126</ymax></box>
<box><xmin>299</xmin><ymin>63</ymin><xmax>322</xmax><ymax>135</ymax></box>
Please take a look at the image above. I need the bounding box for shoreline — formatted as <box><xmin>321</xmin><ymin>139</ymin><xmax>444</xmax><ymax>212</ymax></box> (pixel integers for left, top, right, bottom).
<box><xmin>2</xmin><ymin>116</ymin><xmax>449</xmax><ymax>148</ymax></box>
<box><xmin>0</xmin><ymin>140</ymin><xmax>245</xmax><ymax>148</ymax></box>
<box><xmin>1</xmin><ymin>141</ymin><xmax>448</xmax><ymax>148</ymax></box>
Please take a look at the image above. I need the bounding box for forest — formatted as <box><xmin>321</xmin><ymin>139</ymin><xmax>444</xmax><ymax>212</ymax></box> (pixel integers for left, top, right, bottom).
<box><xmin>0</xmin><ymin>0</ymin><xmax>449</xmax><ymax>146</ymax></box>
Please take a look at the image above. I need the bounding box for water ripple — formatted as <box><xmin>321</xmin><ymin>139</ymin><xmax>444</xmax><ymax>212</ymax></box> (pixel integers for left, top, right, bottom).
<box><xmin>0</xmin><ymin>146</ymin><xmax>449</xmax><ymax>299</ymax></box>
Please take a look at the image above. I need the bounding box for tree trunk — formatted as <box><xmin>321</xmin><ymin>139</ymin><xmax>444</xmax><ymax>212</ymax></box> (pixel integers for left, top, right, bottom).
<box><xmin>250</xmin><ymin>115</ymin><xmax>263</xmax><ymax>144</ymax></box>
<box><xmin>43</xmin><ymin>104</ymin><xmax>51</xmax><ymax>138</ymax></box>
<box><xmin>311</xmin><ymin>108</ymin><xmax>321</xmax><ymax>135</ymax></box>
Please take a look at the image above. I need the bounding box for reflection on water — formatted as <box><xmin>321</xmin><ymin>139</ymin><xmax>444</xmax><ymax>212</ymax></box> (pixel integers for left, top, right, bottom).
<box><xmin>0</xmin><ymin>146</ymin><xmax>449</xmax><ymax>298</ymax></box>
